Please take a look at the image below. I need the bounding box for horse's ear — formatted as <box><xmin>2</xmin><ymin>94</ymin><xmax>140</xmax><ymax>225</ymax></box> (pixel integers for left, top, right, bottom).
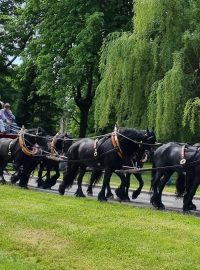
<box><xmin>146</xmin><ymin>127</ymin><xmax>150</xmax><ymax>134</ymax></box>
<box><xmin>37</xmin><ymin>127</ymin><xmax>46</xmax><ymax>136</ymax></box>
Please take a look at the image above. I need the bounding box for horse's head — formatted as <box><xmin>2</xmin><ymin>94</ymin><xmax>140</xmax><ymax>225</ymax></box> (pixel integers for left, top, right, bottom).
<box><xmin>117</xmin><ymin>127</ymin><xmax>156</xmax><ymax>158</ymax></box>
<box><xmin>143</xmin><ymin>128</ymin><xmax>156</xmax><ymax>145</ymax></box>
<box><xmin>53</xmin><ymin>132</ymin><xmax>73</xmax><ymax>155</ymax></box>
<box><xmin>141</xmin><ymin>128</ymin><xmax>157</xmax><ymax>160</ymax></box>
<box><xmin>24</xmin><ymin>127</ymin><xmax>48</xmax><ymax>149</ymax></box>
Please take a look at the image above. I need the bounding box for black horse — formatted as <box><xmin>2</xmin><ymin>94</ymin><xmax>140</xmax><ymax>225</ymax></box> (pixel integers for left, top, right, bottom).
<box><xmin>151</xmin><ymin>142</ymin><xmax>200</xmax><ymax>211</ymax></box>
<box><xmin>58</xmin><ymin>127</ymin><xmax>156</xmax><ymax>201</ymax></box>
<box><xmin>0</xmin><ymin>127</ymin><xmax>48</xmax><ymax>188</ymax></box>
<box><xmin>36</xmin><ymin>132</ymin><xmax>72</xmax><ymax>189</ymax></box>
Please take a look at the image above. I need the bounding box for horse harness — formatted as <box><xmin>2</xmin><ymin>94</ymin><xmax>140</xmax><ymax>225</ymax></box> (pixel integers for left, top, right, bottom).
<box><xmin>180</xmin><ymin>144</ymin><xmax>200</xmax><ymax>166</ymax></box>
<box><xmin>111</xmin><ymin>131</ymin><xmax>123</xmax><ymax>158</ymax></box>
<box><xmin>93</xmin><ymin>129</ymin><xmax>146</xmax><ymax>162</ymax></box>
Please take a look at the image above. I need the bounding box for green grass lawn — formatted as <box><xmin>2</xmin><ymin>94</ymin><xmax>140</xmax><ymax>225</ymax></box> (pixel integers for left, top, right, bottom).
<box><xmin>0</xmin><ymin>185</ymin><xmax>200</xmax><ymax>270</ymax></box>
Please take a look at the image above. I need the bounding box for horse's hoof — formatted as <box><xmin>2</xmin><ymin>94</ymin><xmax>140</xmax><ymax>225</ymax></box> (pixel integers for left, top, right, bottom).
<box><xmin>158</xmin><ymin>204</ymin><xmax>165</xmax><ymax>210</ymax></box>
<box><xmin>58</xmin><ymin>185</ymin><xmax>65</xmax><ymax>195</ymax></box>
<box><xmin>87</xmin><ymin>191</ymin><xmax>93</xmax><ymax>197</ymax></box>
<box><xmin>10</xmin><ymin>175</ymin><xmax>18</xmax><ymax>184</ymax></box>
<box><xmin>98</xmin><ymin>192</ymin><xmax>107</xmax><ymax>202</ymax></box>
<box><xmin>19</xmin><ymin>184</ymin><xmax>28</xmax><ymax>189</ymax></box>
<box><xmin>183</xmin><ymin>203</ymin><xmax>196</xmax><ymax>212</ymax></box>
<box><xmin>43</xmin><ymin>184</ymin><xmax>52</xmax><ymax>189</ymax></box>
<box><xmin>0</xmin><ymin>180</ymin><xmax>6</xmax><ymax>185</ymax></box>
<box><xmin>189</xmin><ymin>203</ymin><xmax>197</xmax><ymax>211</ymax></box>
<box><xmin>115</xmin><ymin>188</ymin><xmax>126</xmax><ymax>201</ymax></box>
<box><xmin>75</xmin><ymin>191</ymin><xmax>86</xmax><ymax>198</ymax></box>
<box><xmin>124</xmin><ymin>196</ymin><xmax>130</xmax><ymax>202</ymax></box>
<box><xmin>106</xmin><ymin>193</ymin><xmax>114</xmax><ymax>199</ymax></box>
<box><xmin>36</xmin><ymin>179</ymin><xmax>45</xmax><ymax>187</ymax></box>
<box><xmin>151</xmin><ymin>200</ymin><xmax>160</xmax><ymax>209</ymax></box>
<box><xmin>132</xmin><ymin>191</ymin><xmax>140</xmax><ymax>199</ymax></box>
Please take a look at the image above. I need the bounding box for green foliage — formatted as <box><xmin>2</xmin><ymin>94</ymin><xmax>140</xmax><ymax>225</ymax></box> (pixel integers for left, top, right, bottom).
<box><xmin>95</xmin><ymin>0</ymin><xmax>200</xmax><ymax>142</ymax></box>
<box><xmin>23</xmin><ymin>0</ymin><xmax>133</xmax><ymax>137</ymax></box>
<box><xmin>183</xmin><ymin>98</ymin><xmax>200</xmax><ymax>140</ymax></box>
<box><xmin>15</xmin><ymin>60</ymin><xmax>61</xmax><ymax>133</ymax></box>
<box><xmin>149</xmin><ymin>52</ymin><xmax>187</xmax><ymax>141</ymax></box>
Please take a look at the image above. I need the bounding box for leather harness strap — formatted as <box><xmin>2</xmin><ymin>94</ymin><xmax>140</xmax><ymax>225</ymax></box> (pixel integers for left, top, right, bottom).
<box><xmin>180</xmin><ymin>145</ymin><xmax>186</xmax><ymax>165</ymax></box>
<box><xmin>111</xmin><ymin>131</ymin><xmax>123</xmax><ymax>158</ymax></box>
<box><xmin>50</xmin><ymin>132</ymin><xmax>60</xmax><ymax>156</ymax></box>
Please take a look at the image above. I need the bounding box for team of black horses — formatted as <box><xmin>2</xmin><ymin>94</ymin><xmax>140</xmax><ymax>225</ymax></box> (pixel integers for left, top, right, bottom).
<box><xmin>1</xmin><ymin>125</ymin><xmax>200</xmax><ymax>212</ymax></box>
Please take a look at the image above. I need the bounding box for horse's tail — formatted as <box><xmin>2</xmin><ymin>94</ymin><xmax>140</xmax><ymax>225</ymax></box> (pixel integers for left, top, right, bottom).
<box><xmin>63</xmin><ymin>164</ymin><xmax>79</xmax><ymax>188</ymax></box>
<box><xmin>90</xmin><ymin>169</ymin><xmax>103</xmax><ymax>186</ymax></box>
<box><xmin>175</xmin><ymin>172</ymin><xmax>186</xmax><ymax>197</ymax></box>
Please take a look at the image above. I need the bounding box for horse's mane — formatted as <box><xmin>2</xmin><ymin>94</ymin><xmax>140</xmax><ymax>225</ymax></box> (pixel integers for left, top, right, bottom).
<box><xmin>119</xmin><ymin>128</ymin><xmax>147</xmax><ymax>141</ymax></box>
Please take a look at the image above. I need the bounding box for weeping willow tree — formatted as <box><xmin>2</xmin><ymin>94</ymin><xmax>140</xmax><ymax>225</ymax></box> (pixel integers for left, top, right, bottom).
<box><xmin>95</xmin><ymin>0</ymin><xmax>200</xmax><ymax>141</ymax></box>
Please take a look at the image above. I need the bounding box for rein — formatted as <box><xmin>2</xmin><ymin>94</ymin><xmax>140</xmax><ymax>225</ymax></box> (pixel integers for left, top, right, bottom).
<box><xmin>116</xmin><ymin>131</ymin><xmax>162</xmax><ymax>147</ymax></box>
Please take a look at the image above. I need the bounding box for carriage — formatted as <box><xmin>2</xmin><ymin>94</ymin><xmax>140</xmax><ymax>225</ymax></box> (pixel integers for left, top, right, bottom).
<box><xmin>0</xmin><ymin>133</ymin><xmax>18</xmax><ymax>139</ymax></box>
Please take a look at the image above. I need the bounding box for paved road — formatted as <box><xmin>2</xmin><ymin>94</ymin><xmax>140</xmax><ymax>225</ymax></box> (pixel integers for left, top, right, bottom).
<box><xmin>19</xmin><ymin>177</ymin><xmax>200</xmax><ymax>218</ymax></box>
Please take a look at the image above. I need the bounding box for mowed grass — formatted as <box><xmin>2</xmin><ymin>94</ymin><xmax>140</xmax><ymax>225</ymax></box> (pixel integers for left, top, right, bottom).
<box><xmin>0</xmin><ymin>186</ymin><xmax>200</xmax><ymax>270</ymax></box>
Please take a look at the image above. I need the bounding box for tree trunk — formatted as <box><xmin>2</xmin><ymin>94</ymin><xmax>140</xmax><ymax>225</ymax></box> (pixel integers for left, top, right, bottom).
<box><xmin>79</xmin><ymin>105</ymin><xmax>90</xmax><ymax>138</ymax></box>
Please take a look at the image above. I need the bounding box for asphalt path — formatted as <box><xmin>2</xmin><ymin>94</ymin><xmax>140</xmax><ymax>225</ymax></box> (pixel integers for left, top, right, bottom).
<box><xmin>5</xmin><ymin>174</ymin><xmax>200</xmax><ymax>218</ymax></box>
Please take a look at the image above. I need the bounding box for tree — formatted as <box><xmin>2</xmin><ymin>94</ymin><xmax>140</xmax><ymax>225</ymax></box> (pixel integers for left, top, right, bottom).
<box><xmin>0</xmin><ymin>0</ymin><xmax>44</xmax><ymax>112</ymax></box>
<box><xmin>23</xmin><ymin>0</ymin><xmax>133</xmax><ymax>137</ymax></box>
<box><xmin>95</xmin><ymin>0</ymin><xmax>200</xmax><ymax>142</ymax></box>
<box><xmin>15</xmin><ymin>60</ymin><xmax>61</xmax><ymax>133</ymax></box>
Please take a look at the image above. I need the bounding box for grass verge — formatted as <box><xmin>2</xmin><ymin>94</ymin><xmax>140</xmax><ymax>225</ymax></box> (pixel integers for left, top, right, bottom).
<box><xmin>0</xmin><ymin>185</ymin><xmax>200</xmax><ymax>270</ymax></box>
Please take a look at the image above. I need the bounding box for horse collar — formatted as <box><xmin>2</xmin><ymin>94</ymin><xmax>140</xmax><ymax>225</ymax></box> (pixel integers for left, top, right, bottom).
<box><xmin>111</xmin><ymin>131</ymin><xmax>123</xmax><ymax>158</ymax></box>
<box><xmin>19</xmin><ymin>131</ymin><xmax>38</xmax><ymax>156</ymax></box>
<box><xmin>50</xmin><ymin>134</ymin><xmax>59</xmax><ymax>157</ymax></box>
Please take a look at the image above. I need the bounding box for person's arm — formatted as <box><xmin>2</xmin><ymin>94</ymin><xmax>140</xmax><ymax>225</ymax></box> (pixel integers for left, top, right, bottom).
<box><xmin>9</xmin><ymin>110</ymin><xmax>15</xmax><ymax>121</ymax></box>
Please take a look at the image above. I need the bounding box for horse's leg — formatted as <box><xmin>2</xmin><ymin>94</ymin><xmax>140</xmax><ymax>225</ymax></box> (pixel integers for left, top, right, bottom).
<box><xmin>18</xmin><ymin>160</ymin><xmax>37</xmax><ymax>188</ymax></box>
<box><xmin>183</xmin><ymin>172</ymin><xmax>199</xmax><ymax>211</ymax></box>
<box><xmin>124</xmin><ymin>173</ymin><xmax>131</xmax><ymax>201</ymax></box>
<box><xmin>132</xmin><ymin>173</ymin><xmax>144</xmax><ymax>199</ymax></box>
<box><xmin>106</xmin><ymin>182</ymin><xmax>114</xmax><ymax>199</ymax></box>
<box><xmin>156</xmin><ymin>171</ymin><xmax>174</xmax><ymax>210</ymax></box>
<box><xmin>98</xmin><ymin>169</ymin><xmax>113</xmax><ymax>202</ymax></box>
<box><xmin>42</xmin><ymin>164</ymin><xmax>51</xmax><ymax>189</ymax></box>
<box><xmin>18</xmin><ymin>168</ymin><xmax>30</xmax><ymax>189</ymax></box>
<box><xmin>10</xmin><ymin>171</ymin><xmax>20</xmax><ymax>184</ymax></box>
<box><xmin>0</xmin><ymin>169</ymin><xmax>6</xmax><ymax>184</ymax></box>
<box><xmin>74</xmin><ymin>165</ymin><xmax>86</xmax><ymax>197</ymax></box>
<box><xmin>36</xmin><ymin>162</ymin><xmax>45</xmax><ymax>187</ymax></box>
<box><xmin>150</xmin><ymin>170</ymin><xmax>164</xmax><ymax>209</ymax></box>
<box><xmin>10</xmin><ymin>163</ymin><xmax>22</xmax><ymax>184</ymax></box>
<box><xmin>48</xmin><ymin>163</ymin><xmax>60</xmax><ymax>188</ymax></box>
<box><xmin>43</xmin><ymin>161</ymin><xmax>60</xmax><ymax>189</ymax></box>
<box><xmin>87</xmin><ymin>169</ymin><xmax>103</xmax><ymax>196</ymax></box>
<box><xmin>58</xmin><ymin>163</ymin><xmax>79</xmax><ymax>195</ymax></box>
<box><xmin>0</xmin><ymin>161</ymin><xmax>8</xmax><ymax>184</ymax></box>
<box><xmin>115</xmin><ymin>172</ymin><xmax>130</xmax><ymax>201</ymax></box>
